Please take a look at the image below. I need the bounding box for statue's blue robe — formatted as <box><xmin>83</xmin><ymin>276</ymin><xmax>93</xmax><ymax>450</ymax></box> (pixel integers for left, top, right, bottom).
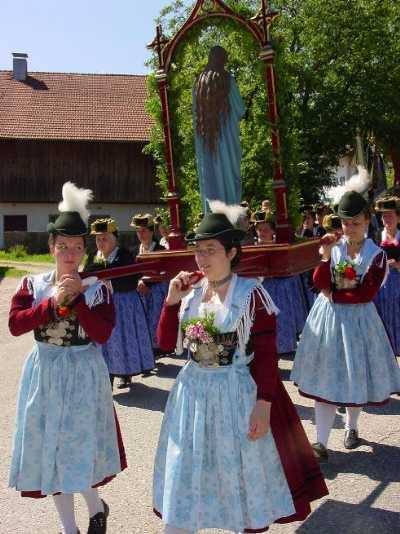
<box><xmin>193</xmin><ymin>75</ymin><xmax>245</xmax><ymax>212</ymax></box>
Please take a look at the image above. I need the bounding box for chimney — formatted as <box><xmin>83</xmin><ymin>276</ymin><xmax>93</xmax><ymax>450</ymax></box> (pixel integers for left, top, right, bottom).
<box><xmin>12</xmin><ymin>52</ymin><xmax>28</xmax><ymax>81</ymax></box>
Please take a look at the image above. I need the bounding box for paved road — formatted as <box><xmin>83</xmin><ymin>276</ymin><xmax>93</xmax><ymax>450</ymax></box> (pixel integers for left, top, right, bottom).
<box><xmin>0</xmin><ymin>276</ymin><xmax>399</xmax><ymax>533</ymax></box>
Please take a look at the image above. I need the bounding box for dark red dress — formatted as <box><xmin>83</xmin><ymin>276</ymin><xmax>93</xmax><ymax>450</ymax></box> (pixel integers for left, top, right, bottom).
<box><xmin>9</xmin><ymin>277</ymin><xmax>127</xmax><ymax>497</ymax></box>
<box><xmin>155</xmin><ymin>293</ymin><xmax>328</xmax><ymax>530</ymax></box>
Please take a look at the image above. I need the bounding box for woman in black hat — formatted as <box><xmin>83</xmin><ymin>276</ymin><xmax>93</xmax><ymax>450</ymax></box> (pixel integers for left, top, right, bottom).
<box><xmin>152</xmin><ymin>202</ymin><xmax>328</xmax><ymax>534</ymax></box>
<box><xmin>374</xmin><ymin>196</ymin><xmax>400</xmax><ymax>356</ymax></box>
<box><xmin>131</xmin><ymin>214</ymin><xmax>168</xmax><ymax>354</ymax></box>
<box><xmin>8</xmin><ymin>183</ymin><xmax>126</xmax><ymax>534</ymax></box>
<box><xmin>291</xmin><ymin>191</ymin><xmax>400</xmax><ymax>461</ymax></box>
<box><xmin>85</xmin><ymin>218</ymin><xmax>155</xmax><ymax>388</ymax></box>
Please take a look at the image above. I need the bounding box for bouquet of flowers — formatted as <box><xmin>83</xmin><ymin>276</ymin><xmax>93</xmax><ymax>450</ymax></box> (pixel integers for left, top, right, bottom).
<box><xmin>182</xmin><ymin>313</ymin><xmax>225</xmax><ymax>367</ymax></box>
<box><xmin>335</xmin><ymin>259</ymin><xmax>359</xmax><ymax>289</ymax></box>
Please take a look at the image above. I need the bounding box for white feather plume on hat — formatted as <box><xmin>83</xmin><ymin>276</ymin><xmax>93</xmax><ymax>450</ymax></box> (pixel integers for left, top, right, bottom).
<box><xmin>324</xmin><ymin>165</ymin><xmax>371</xmax><ymax>206</ymax></box>
<box><xmin>58</xmin><ymin>181</ymin><xmax>93</xmax><ymax>223</ymax></box>
<box><xmin>208</xmin><ymin>199</ymin><xmax>246</xmax><ymax>226</ymax></box>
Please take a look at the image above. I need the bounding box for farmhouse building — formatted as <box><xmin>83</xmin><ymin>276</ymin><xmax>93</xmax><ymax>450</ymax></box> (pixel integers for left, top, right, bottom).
<box><xmin>0</xmin><ymin>53</ymin><xmax>160</xmax><ymax>251</ymax></box>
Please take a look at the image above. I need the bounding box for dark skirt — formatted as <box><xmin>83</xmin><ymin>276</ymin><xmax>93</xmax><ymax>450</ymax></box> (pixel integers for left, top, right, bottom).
<box><xmin>142</xmin><ymin>282</ymin><xmax>169</xmax><ymax>347</ymax></box>
<box><xmin>374</xmin><ymin>268</ymin><xmax>400</xmax><ymax>355</ymax></box>
<box><xmin>102</xmin><ymin>290</ymin><xmax>155</xmax><ymax>375</ymax></box>
<box><xmin>263</xmin><ymin>276</ymin><xmax>310</xmax><ymax>354</ymax></box>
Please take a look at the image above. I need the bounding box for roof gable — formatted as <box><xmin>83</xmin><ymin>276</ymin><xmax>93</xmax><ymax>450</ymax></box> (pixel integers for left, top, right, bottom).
<box><xmin>0</xmin><ymin>71</ymin><xmax>154</xmax><ymax>142</ymax></box>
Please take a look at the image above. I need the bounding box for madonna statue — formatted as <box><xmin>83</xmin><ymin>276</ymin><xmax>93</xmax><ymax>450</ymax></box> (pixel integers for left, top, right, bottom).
<box><xmin>193</xmin><ymin>46</ymin><xmax>245</xmax><ymax>212</ymax></box>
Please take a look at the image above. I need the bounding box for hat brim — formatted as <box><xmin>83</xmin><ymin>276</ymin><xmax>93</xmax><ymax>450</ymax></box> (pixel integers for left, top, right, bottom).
<box><xmin>185</xmin><ymin>228</ymin><xmax>246</xmax><ymax>243</ymax></box>
<box><xmin>336</xmin><ymin>209</ymin><xmax>365</xmax><ymax>219</ymax></box>
<box><xmin>47</xmin><ymin>223</ymin><xmax>88</xmax><ymax>237</ymax></box>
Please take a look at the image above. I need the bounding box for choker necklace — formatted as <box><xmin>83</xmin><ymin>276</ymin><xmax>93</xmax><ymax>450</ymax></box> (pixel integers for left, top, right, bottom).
<box><xmin>208</xmin><ymin>273</ymin><xmax>233</xmax><ymax>291</ymax></box>
<box><xmin>347</xmin><ymin>238</ymin><xmax>365</xmax><ymax>247</ymax></box>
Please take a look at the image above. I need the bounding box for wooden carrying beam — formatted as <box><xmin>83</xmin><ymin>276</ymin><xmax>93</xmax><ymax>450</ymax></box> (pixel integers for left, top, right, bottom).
<box><xmin>80</xmin><ymin>239</ymin><xmax>320</xmax><ymax>282</ymax></box>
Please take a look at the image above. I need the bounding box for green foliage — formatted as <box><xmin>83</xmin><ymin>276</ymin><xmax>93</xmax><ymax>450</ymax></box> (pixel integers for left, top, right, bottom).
<box><xmin>0</xmin><ymin>250</ymin><xmax>53</xmax><ymax>263</ymax></box>
<box><xmin>9</xmin><ymin>244</ymin><xmax>28</xmax><ymax>258</ymax></box>
<box><xmin>182</xmin><ymin>311</ymin><xmax>221</xmax><ymax>338</ymax></box>
<box><xmin>273</xmin><ymin>0</ymin><xmax>400</xmax><ymax>198</ymax></box>
<box><xmin>145</xmin><ymin>0</ymin><xmax>400</xmax><ymax>228</ymax></box>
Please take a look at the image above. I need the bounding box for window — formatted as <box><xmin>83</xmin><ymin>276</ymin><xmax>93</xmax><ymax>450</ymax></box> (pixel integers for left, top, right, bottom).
<box><xmin>4</xmin><ymin>215</ymin><xmax>27</xmax><ymax>231</ymax></box>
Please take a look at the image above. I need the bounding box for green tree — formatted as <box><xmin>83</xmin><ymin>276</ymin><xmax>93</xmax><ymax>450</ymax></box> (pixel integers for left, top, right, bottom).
<box><xmin>273</xmin><ymin>0</ymin><xmax>400</xmax><ymax>193</ymax></box>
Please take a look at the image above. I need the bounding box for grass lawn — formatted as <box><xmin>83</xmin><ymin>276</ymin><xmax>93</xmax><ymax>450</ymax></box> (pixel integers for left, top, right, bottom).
<box><xmin>0</xmin><ymin>267</ymin><xmax>29</xmax><ymax>278</ymax></box>
<box><xmin>0</xmin><ymin>251</ymin><xmax>53</xmax><ymax>263</ymax></box>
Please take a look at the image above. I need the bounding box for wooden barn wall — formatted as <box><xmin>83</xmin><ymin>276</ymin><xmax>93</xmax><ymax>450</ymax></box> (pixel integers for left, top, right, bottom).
<box><xmin>0</xmin><ymin>139</ymin><xmax>160</xmax><ymax>203</ymax></box>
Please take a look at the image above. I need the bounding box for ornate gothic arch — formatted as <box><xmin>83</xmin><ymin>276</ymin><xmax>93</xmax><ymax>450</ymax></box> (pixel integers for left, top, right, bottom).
<box><xmin>148</xmin><ymin>1</ymin><xmax>292</xmax><ymax>248</ymax></box>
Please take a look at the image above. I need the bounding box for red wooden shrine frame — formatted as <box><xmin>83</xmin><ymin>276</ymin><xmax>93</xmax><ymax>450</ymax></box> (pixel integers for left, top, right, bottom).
<box><xmin>124</xmin><ymin>0</ymin><xmax>321</xmax><ymax>279</ymax></box>
<box><xmin>148</xmin><ymin>0</ymin><xmax>293</xmax><ymax>247</ymax></box>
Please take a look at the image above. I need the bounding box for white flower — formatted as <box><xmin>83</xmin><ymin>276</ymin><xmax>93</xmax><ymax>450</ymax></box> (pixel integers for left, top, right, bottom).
<box><xmin>46</xmin><ymin>327</ymin><xmax>67</xmax><ymax>338</ymax></box>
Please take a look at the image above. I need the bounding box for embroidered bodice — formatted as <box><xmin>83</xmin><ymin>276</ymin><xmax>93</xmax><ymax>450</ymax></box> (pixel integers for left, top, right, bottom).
<box><xmin>9</xmin><ymin>271</ymin><xmax>115</xmax><ymax>346</ymax></box>
<box><xmin>34</xmin><ymin>314</ymin><xmax>90</xmax><ymax>346</ymax></box>
<box><xmin>179</xmin><ymin>275</ymin><xmax>278</xmax><ymax>367</ymax></box>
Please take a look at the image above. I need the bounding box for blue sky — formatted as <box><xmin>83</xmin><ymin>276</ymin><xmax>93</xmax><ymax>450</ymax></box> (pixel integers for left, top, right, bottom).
<box><xmin>0</xmin><ymin>0</ymin><xmax>173</xmax><ymax>74</ymax></box>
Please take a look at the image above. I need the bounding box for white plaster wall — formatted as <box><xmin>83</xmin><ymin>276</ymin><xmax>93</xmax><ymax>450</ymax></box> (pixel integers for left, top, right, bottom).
<box><xmin>0</xmin><ymin>202</ymin><xmax>162</xmax><ymax>249</ymax></box>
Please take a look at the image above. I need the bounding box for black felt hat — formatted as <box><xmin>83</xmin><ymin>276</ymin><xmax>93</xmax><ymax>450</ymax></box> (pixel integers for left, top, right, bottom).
<box><xmin>47</xmin><ymin>182</ymin><xmax>92</xmax><ymax>236</ymax></box>
<box><xmin>48</xmin><ymin>212</ymin><xmax>88</xmax><ymax>236</ymax></box>
<box><xmin>337</xmin><ymin>191</ymin><xmax>368</xmax><ymax>219</ymax></box>
<box><xmin>186</xmin><ymin>212</ymin><xmax>245</xmax><ymax>243</ymax></box>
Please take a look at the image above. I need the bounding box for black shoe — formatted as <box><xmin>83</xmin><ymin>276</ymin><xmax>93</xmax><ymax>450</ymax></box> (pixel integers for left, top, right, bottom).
<box><xmin>344</xmin><ymin>429</ymin><xmax>361</xmax><ymax>449</ymax></box>
<box><xmin>87</xmin><ymin>500</ymin><xmax>109</xmax><ymax>534</ymax></box>
<box><xmin>117</xmin><ymin>378</ymin><xmax>131</xmax><ymax>389</ymax></box>
<box><xmin>312</xmin><ymin>442</ymin><xmax>329</xmax><ymax>462</ymax></box>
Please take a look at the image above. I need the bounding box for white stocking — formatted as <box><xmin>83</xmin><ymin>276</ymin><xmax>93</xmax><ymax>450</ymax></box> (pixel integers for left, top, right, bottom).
<box><xmin>81</xmin><ymin>488</ymin><xmax>104</xmax><ymax>518</ymax></box>
<box><xmin>315</xmin><ymin>400</ymin><xmax>337</xmax><ymax>447</ymax></box>
<box><xmin>164</xmin><ymin>526</ymin><xmax>195</xmax><ymax>534</ymax></box>
<box><xmin>345</xmin><ymin>407</ymin><xmax>362</xmax><ymax>430</ymax></box>
<box><xmin>53</xmin><ymin>494</ymin><xmax>77</xmax><ymax>534</ymax></box>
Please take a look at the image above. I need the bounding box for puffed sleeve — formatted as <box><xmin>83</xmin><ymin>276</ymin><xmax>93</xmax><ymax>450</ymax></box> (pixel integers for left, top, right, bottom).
<box><xmin>156</xmin><ymin>303</ymin><xmax>180</xmax><ymax>352</ymax></box>
<box><xmin>249</xmin><ymin>291</ymin><xmax>279</xmax><ymax>402</ymax></box>
<box><xmin>9</xmin><ymin>277</ymin><xmax>56</xmax><ymax>336</ymax></box>
<box><xmin>71</xmin><ymin>285</ymin><xmax>115</xmax><ymax>344</ymax></box>
<box><xmin>313</xmin><ymin>260</ymin><xmax>332</xmax><ymax>291</ymax></box>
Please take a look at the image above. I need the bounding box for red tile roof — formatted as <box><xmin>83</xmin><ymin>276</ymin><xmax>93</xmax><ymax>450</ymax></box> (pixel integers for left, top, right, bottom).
<box><xmin>0</xmin><ymin>71</ymin><xmax>154</xmax><ymax>142</ymax></box>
